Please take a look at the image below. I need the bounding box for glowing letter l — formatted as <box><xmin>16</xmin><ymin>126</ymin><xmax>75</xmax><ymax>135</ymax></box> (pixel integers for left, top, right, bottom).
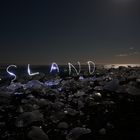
<box><xmin>27</xmin><ymin>64</ymin><xmax>39</xmax><ymax>76</ymax></box>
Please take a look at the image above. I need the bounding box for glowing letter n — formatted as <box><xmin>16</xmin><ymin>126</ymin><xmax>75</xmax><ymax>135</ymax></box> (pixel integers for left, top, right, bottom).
<box><xmin>68</xmin><ymin>62</ymin><xmax>81</xmax><ymax>75</ymax></box>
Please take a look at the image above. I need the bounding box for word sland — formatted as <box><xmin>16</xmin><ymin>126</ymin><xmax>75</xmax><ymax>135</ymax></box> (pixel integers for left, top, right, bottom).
<box><xmin>6</xmin><ymin>61</ymin><xmax>95</xmax><ymax>82</ymax></box>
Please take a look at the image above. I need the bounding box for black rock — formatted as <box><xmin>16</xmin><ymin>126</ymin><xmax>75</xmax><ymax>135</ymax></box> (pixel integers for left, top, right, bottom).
<box><xmin>66</xmin><ymin>127</ymin><xmax>91</xmax><ymax>140</ymax></box>
<box><xmin>57</xmin><ymin>122</ymin><xmax>69</xmax><ymax>129</ymax></box>
<box><xmin>126</xmin><ymin>86</ymin><xmax>140</xmax><ymax>96</ymax></box>
<box><xmin>103</xmin><ymin>79</ymin><xmax>119</xmax><ymax>92</ymax></box>
<box><xmin>15</xmin><ymin>110</ymin><xmax>44</xmax><ymax>127</ymax></box>
<box><xmin>28</xmin><ymin>126</ymin><xmax>49</xmax><ymax>140</ymax></box>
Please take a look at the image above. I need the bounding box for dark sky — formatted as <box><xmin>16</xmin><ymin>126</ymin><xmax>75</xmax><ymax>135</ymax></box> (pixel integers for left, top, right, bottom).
<box><xmin>0</xmin><ymin>0</ymin><xmax>140</xmax><ymax>64</ymax></box>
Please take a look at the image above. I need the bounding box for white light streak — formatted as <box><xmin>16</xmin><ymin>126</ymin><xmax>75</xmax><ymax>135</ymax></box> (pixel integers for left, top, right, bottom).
<box><xmin>27</xmin><ymin>64</ymin><xmax>39</xmax><ymax>76</ymax></box>
<box><xmin>87</xmin><ymin>61</ymin><xmax>95</xmax><ymax>75</ymax></box>
<box><xmin>68</xmin><ymin>62</ymin><xmax>81</xmax><ymax>75</ymax></box>
<box><xmin>6</xmin><ymin>65</ymin><xmax>17</xmax><ymax>82</ymax></box>
<box><xmin>50</xmin><ymin>62</ymin><xmax>59</xmax><ymax>73</ymax></box>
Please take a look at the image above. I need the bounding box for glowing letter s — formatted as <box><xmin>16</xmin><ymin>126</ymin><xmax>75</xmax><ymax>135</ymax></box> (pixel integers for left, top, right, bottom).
<box><xmin>6</xmin><ymin>65</ymin><xmax>17</xmax><ymax>82</ymax></box>
<box><xmin>27</xmin><ymin>64</ymin><xmax>39</xmax><ymax>76</ymax></box>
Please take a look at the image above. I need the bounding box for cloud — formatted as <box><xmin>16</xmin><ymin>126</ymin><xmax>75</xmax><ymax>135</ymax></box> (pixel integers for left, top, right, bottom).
<box><xmin>133</xmin><ymin>51</ymin><xmax>139</xmax><ymax>55</ymax></box>
<box><xmin>116</xmin><ymin>54</ymin><xmax>129</xmax><ymax>57</ymax></box>
<box><xmin>116</xmin><ymin>52</ymin><xmax>139</xmax><ymax>57</ymax></box>
<box><xmin>115</xmin><ymin>47</ymin><xmax>139</xmax><ymax>57</ymax></box>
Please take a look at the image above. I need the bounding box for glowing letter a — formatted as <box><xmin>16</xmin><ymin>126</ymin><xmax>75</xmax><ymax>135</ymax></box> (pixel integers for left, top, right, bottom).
<box><xmin>50</xmin><ymin>62</ymin><xmax>59</xmax><ymax>73</ymax></box>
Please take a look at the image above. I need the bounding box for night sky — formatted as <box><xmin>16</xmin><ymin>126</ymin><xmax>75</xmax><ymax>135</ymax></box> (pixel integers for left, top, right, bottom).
<box><xmin>0</xmin><ymin>0</ymin><xmax>140</xmax><ymax>65</ymax></box>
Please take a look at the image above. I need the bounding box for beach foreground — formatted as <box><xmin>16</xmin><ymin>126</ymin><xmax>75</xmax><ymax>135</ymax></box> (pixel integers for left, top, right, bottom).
<box><xmin>0</xmin><ymin>66</ymin><xmax>140</xmax><ymax>140</ymax></box>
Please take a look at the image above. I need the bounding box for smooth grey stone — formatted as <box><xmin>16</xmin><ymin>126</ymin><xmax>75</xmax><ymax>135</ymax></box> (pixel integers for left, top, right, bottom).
<box><xmin>28</xmin><ymin>126</ymin><xmax>49</xmax><ymax>140</ymax></box>
<box><xmin>16</xmin><ymin>110</ymin><xmax>43</xmax><ymax>127</ymax></box>
<box><xmin>66</xmin><ymin>127</ymin><xmax>91</xmax><ymax>140</ymax></box>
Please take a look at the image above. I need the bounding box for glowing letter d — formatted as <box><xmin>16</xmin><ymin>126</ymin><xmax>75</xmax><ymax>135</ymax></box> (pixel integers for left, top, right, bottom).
<box><xmin>87</xmin><ymin>61</ymin><xmax>95</xmax><ymax>75</ymax></box>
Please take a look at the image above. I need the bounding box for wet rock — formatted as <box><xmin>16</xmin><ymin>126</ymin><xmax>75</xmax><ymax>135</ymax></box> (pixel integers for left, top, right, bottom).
<box><xmin>74</xmin><ymin>91</ymin><xmax>85</xmax><ymax>97</ymax></box>
<box><xmin>93</xmin><ymin>77</ymin><xmax>103</xmax><ymax>82</ymax></box>
<box><xmin>116</xmin><ymin>85</ymin><xmax>127</xmax><ymax>93</ymax></box>
<box><xmin>15</xmin><ymin>110</ymin><xmax>43</xmax><ymax>127</ymax></box>
<box><xmin>52</xmin><ymin>101</ymin><xmax>64</xmax><ymax>110</ymax></box>
<box><xmin>38</xmin><ymin>99</ymin><xmax>48</xmax><ymax>107</ymax></box>
<box><xmin>0</xmin><ymin>66</ymin><xmax>140</xmax><ymax>140</ymax></box>
<box><xmin>99</xmin><ymin>128</ymin><xmax>106</xmax><ymax>135</ymax></box>
<box><xmin>28</xmin><ymin>126</ymin><xmax>49</xmax><ymax>140</ymax></box>
<box><xmin>32</xmin><ymin>73</ymin><xmax>45</xmax><ymax>81</ymax></box>
<box><xmin>45</xmin><ymin>79</ymin><xmax>61</xmax><ymax>87</ymax></box>
<box><xmin>22</xmin><ymin>104</ymin><xmax>40</xmax><ymax>112</ymax></box>
<box><xmin>7</xmin><ymin>82</ymin><xmax>23</xmax><ymax>91</ymax></box>
<box><xmin>119</xmin><ymin>77</ymin><xmax>127</xmax><ymax>85</ymax></box>
<box><xmin>50</xmin><ymin>111</ymin><xmax>65</xmax><ymax>123</ymax></box>
<box><xmin>94</xmin><ymin>92</ymin><xmax>102</xmax><ymax>97</ymax></box>
<box><xmin>136</xmin><ymin>79</ymin><xmax>140</xmax><ymax>83</ymax></box>
<box><xmin>106</xmin><ymin>122</ymin><xmax>114</xmax><ymax>129</ymax></box>
<box><xmin>57</xmin><ymin>122</ymin><xmax>69</xmax><ymax>129</ymax></box>
<box><xmin>14</xmin><ymin>92</ymin><xmax>24</xmax><ymax>95</ymax></box>
<box><xmin>16</xmin><ymin>106</ymin><xmax>24</xmax><ymax>113</ymax></box>
<box><xmin>0</xmin><ymin>122</ymin><xmax>5</xmax><ymax>127</ymax></box>
<box><xmin>103</xmin><ymin>79</ymin><xmax>119</xmax><ymax>92</ymax></box>
<box><xmin>66</xmin><ymin>127</ymin><xmax>91</xmax><ymax>140</ymax></box>
<box><xmin>78</xmin><ymin>100</ymin><xmax>84</xmax><ymax>109</ymax></box>
<box><xmin>27</xmin><ymin>94</ymin><xmax>35</xmax><ymax>99</ymax></box>
<box><xmin>24</xmin><ymin>80</ymin><xmax>44</xmax><ymax>89</ymax></box>
<box><xmin>64</xmin><ymin>108</ymin><xmax>78</xmax><ymax>116</ymax></box>
<box><xmin>79</xmin><ymin>76</ymin><xmax>84</xmax><ymax>80</ymax></box>
<box><xmin>126</xmin><ymin>86</ymin><xmax>140</xmax><ymax>96</ymax></box>
<box><xmin>0</xmin><ymin>91</ymin><xmax>13</xmax><ymax>104</ymax></box>
<box><xmin>94</xmin><ymin>86</ymin><xmax>103</xmax><ymax>91</ymax></box>
<box><xmin>127</xmin><ymin>75</ymin><xmax>137</xmax><ymax>81</ymax></box>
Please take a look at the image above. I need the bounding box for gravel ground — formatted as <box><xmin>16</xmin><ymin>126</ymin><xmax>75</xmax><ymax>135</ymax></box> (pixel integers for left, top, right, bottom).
<box><xmin>0</xmin><ymin>66</ymin><xmax>140</xmax><ymax>140</ymax></box>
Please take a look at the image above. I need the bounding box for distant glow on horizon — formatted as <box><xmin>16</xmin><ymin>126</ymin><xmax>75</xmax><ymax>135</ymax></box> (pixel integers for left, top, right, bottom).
<box><xmin>6</xmin><ymin>65</ymin><xmax>17</xmax><ymax>82</ymax></box>
<box><xmin>104</xmin><ymin>64</ymin><xmax>140</xmax><ymax>69</ymax></box>
<box><xmin>68</xmin><ymin>62</ymin><xmax>81</xmax><ymax>75</ymax></box>
<box><xmin>87</xmin><ymin>61</ymin><xmax>95</xmax><ymax>75</ymax></box>
<box><xmin>50</xmin><ymin>62</ymin><xmax>60</xmax><ymax>73</ymax></box>
<box><xmin>27</xmin><ymin>64</ymin><xmax>39</xmax><ymax>76</ymax></box>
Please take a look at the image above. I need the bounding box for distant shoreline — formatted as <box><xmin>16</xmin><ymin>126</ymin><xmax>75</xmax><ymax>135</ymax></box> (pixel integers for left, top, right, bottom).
<box><xmin>0</xmin><ymin>63</ymin><xmax>140</xmax><ymax>68</ymax></box>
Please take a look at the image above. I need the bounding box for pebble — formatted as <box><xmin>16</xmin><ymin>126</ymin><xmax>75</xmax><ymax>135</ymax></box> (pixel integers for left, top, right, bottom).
<box><xmin>99</xmin><ymin>128</ymin><xmax>106</xmax><ymax>135</ymax></box>
<box><xmin>15</xmin><ymin>110</ymin><xmax>43</xmax><ymax>127</ymax></box>
<box><xmin>28</xmin><ymin>126</ymin><xmax>49</xmax><ymax>140</ymax></box>
<box><xmin>24</xmin><ymin>80</ymin><xmax>43</xmax><ymax>89</ymax></box>
<box><xmin>57</xmin><ymin>122</ymin><xmax>69</xmax><ymax>129</ymax></box>
<box><xmin>66</xmin><ymin>127</ymin><xmax>91</xmax><ymax>140</ymax></box>
<box><xmin>104</xmin><ymin>79</ymin><xmax>119</xmax><ymax>92</ymax></box>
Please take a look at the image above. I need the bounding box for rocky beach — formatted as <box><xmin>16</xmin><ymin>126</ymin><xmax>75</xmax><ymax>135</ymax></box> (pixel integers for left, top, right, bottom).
<box><xmin>0</xmin><ymin>66</ymin><xmax>140</xmax><ymax>140</ymax></box>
